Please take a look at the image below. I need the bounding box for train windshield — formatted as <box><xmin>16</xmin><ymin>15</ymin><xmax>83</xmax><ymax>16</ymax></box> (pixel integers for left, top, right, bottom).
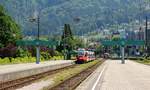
<box><xmin>78</xmin><ymin>51</ymin><xmax>84</xmax><ymax>56</ymax></box>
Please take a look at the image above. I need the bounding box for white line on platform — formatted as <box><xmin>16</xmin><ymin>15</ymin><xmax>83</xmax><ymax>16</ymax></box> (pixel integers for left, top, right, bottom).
<box><xmin>92</xmin><ymin>66</ymin><xmax>106</xmax><ymax>90</ymax></box>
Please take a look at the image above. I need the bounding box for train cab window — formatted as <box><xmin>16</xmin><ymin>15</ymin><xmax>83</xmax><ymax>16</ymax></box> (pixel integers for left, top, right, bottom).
<box><xmin>78</xmin><ymin>51</ymin><xmax>84</xmax><ymax>56</ymax></box>
<box><xmin>85</xmin><ymin>53</ymin><xmax>88</xmax><ymax>57</ymax></box>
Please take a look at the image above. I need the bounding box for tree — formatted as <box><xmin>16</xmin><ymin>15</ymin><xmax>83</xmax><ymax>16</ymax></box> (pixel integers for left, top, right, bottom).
<box><xmin>0</xmin><ymin>5</ymin><xmax>21</xmax><ymax>48</ymax></box>
<box><xmin>61</xmin><ymin>24</ymin><xmax>74</xmax><ymax>49</ymax></box>
<box><xmin>62</xmin><ymin>24</ymin><xmax>73</xmax><ymax>39</ymax></box>
<box><xmin>112</xmin><ymin>36</ymin><xmax>120</xmax><ymax>41</ymax></box>
<box><xmin>60</xmin><ymin>24</ymin><xmax>74</xmax><ymax>59</ymax></box>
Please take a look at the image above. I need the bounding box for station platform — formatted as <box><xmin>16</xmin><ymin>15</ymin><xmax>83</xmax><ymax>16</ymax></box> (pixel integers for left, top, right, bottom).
<box><xmin>0</xmin><ymin>60</ymin><xmax>74</xmax><ymax>83</ymax></box>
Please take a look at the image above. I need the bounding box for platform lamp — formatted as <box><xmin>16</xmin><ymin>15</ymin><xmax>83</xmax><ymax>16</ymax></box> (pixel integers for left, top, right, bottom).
<box><xmin>145</xmin><ymin>16</ymin><xmax>148</xmax><ymax>58</ymax></box>
<box><xmin>29</xmin><ymin>11</ymin><xmax>40</xmax><ymax>64</ymax></box>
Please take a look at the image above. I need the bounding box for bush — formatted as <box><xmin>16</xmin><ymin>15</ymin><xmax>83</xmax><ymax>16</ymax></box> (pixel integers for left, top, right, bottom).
<box><xmin>0</xmin><ymin>57</ymin><xmax>36</xmax><ymax>65</ymax></box>
<box><xmin>54</xmin><ymin>51</ymin><xmax>63</xmax><ymax>56</ymax></box>
<box><xmin>50</xmin><ymin>56</ymin><xmax>63</xmax><ymax>60</ymax></box>
<box><xmin>0</xmin><ymin>44</ymin><xmax>17</xmax><ymax>58</ymax></box>
<box><xmin>0</xmin><ymin>57</ymin><xmax>10</xmax><ymax>64</ymax></box>
<box><xmin>16</xmin><ymin>47</ymin><xmax>31</xmax><ymax>57</ymax></box>
<box><xmin>41</xmin><ymin>52</ymin><xmax>51</xmax><ymax>60</ymax></box>
<box><xmin>28</xmin><ymin>46</ymin><xmax>36</xmax><ymax>57</ymax></box>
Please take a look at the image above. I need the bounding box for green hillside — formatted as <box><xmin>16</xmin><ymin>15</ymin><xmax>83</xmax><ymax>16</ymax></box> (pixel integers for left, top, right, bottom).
<box><xmin>0</xmin><ymin>0</ymin><xmax>150</xmax><ymax>36</ymax></box>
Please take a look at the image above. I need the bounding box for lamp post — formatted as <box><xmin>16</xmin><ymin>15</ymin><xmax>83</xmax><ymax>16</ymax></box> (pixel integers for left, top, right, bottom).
<box><xmin>145</xmin><ymin>16</ymin><xmax>148</xmax><ymax>58</ymax></box>
<box><xmin>36</xmin><ymin>15</ymin><xmax>40</xmax><ymax>64</ymax></box>
<box><xmin>29</xmin><ymin>12</ymin><xmax>40</xmax><ymax>64</ymax></box>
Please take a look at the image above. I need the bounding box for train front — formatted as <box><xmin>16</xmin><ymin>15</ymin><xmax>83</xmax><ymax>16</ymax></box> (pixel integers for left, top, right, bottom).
<box><xmin>76</xmin><ymin>49</ymin><xmax>87</xmax><ymax>63</ymax></box>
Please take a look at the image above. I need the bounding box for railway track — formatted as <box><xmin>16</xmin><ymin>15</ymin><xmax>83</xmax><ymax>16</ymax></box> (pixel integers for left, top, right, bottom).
<box><xmin>0</xmin><ymin>64</ymin><xmax>77</xmax><ymax>90</ymax></box>
<box><xmin>50</xmin><ymin>60</ymin><xmax>104</xmax><ymax>90</ymax></box>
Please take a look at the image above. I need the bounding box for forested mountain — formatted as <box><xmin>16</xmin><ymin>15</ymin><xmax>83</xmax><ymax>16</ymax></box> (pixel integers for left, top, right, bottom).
<box><xmin>0</xmin><ymin>0</ymin><xmax>150</xmax><ymax>36</ymax></box>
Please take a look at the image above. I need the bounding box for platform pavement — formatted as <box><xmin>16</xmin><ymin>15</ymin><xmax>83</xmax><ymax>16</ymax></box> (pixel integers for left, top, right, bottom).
<box><xmin>76</xmin><ymin>60</ymin><xmax>150</xmax><ymax>90</ymax></box>
<box><xmin>0</xmin><ymin>60</ymin><xmax>74</xmax><ymax>82</ymax></box>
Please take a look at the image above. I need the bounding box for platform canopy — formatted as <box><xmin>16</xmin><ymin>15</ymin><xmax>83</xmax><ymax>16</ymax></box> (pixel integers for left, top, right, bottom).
<box><xmin>16</xmin><ymin>39</ymin><xmax>59</xmax><ymax>47</ymax></box>
<box><xmin>101</xmin><ymin>40</ymin><xmax>145</xmax><ymax>46</ymax></box>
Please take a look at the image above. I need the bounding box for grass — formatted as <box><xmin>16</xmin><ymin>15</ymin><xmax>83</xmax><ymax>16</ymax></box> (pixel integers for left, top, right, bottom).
<box><xmin>42</xmin><ymin>60</ymin><xmax>102</xmax><ymax>90</ymax></box>
<box><xmin>128</xmin><ymin>57</ymin><xmax>144</xmax><ymax>60</ymax></box>
<box><xmin>0</xmin><ymin>56</ymin><xmax>64</xmax><ymax>65</ymax></box>
<box><xmin>130</xmin><ymin>57</ymin><xmax>150</xmax><ymax>65</ymax></box>
<box><xmin>134</xmin><ymin>59</ymin><xmax>150</xmax><ymax>65</ymax></box>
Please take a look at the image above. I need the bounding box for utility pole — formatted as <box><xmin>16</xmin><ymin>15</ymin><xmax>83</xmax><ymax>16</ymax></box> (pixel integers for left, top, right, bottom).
<box><xmin>36</xmin><ymin>15</ymin><xmax>40</xmax><ymax>64</ymax></box>
<box><xmin>37</xmin><ymin>15</ymin><xmax>40</xmax><ymax>40</ymax></box>
<box><xmin>145</xmin><ymin>16</ymin><xmax>148</xmax><ymax>58</ymax></box>
<box><xmin>29</xmin><ymin>12</ymin><xmax>41</xmax><ymax>64</ymax></box>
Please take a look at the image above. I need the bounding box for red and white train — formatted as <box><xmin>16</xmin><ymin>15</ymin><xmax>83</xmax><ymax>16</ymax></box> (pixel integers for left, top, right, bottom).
<box><xmin>76</xmin><ymin>48</ymin><xmax>96</xmax><ymax>63</ymax></box>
